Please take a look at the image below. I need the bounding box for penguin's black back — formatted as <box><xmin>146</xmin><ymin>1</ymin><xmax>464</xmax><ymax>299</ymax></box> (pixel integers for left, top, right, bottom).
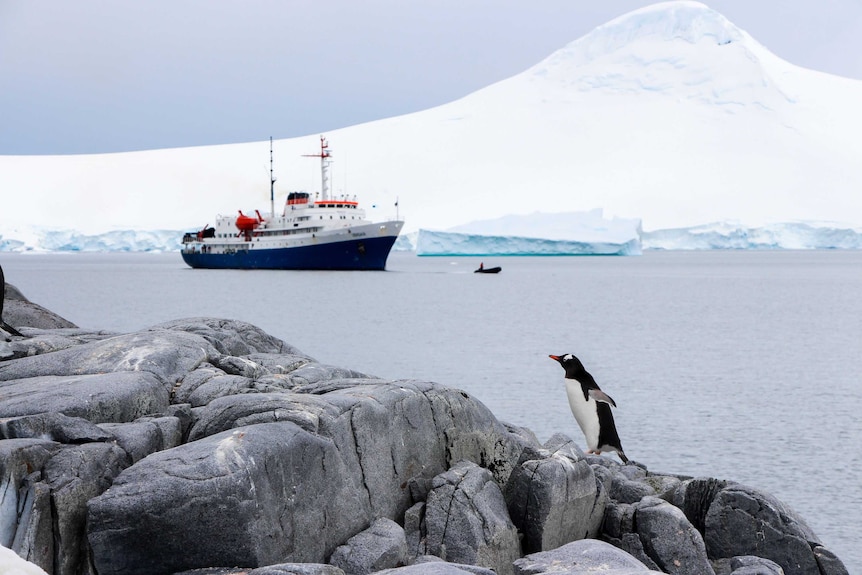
<box><xmin>596</xmin><ymin>401</ymin><xmax>624</xmax><ymax>454</ymax></box>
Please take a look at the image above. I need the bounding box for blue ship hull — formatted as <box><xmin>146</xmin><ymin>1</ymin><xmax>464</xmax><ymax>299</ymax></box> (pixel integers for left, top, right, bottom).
<box><xmin>181</xmin><ymin>235</ymin><xmax>398</xmax><ymax>270</ymax></box>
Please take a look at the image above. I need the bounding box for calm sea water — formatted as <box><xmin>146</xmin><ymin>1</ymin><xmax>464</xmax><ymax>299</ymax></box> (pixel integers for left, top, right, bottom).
<box><xmin>3</xmin><ymin>250</ymin><xmax>860</xmax><ymax>571</ymax></box>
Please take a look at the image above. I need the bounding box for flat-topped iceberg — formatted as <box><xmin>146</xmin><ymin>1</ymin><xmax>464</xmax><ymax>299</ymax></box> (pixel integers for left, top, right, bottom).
<box><xmin>415</xmin><ymin>210</ymin><xmax>643</xmax><ymax>256</ymax></box>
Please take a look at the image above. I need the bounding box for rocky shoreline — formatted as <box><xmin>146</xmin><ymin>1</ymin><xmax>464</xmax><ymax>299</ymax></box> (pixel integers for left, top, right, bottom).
<box><xmin>0</xmin><ymin>279</ymin><xmax>849</xmax><ymax>575</ymax></box>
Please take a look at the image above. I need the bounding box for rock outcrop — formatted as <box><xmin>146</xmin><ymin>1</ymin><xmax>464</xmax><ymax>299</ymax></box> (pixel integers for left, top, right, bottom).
<box><xmin>0</xmin><ymin>283</ymin><xmax>850</xmax><ymax>575</ymax></box>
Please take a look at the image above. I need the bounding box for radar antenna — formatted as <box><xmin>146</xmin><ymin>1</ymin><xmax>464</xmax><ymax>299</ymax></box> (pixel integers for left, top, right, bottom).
<box><xmin>303</xmin><ymin>135</ymin><xmax>332</xmax><ymax>202</ymax></box>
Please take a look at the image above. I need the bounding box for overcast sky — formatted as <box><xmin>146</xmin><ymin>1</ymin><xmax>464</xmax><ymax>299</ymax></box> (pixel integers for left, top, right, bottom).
<box><xmin>2</xmin><ymin>0</ymin><xmax>861</xmax><ymax>155</ymax></box>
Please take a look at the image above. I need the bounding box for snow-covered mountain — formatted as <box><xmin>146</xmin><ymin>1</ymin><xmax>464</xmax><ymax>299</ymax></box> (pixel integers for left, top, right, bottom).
<box><xmin>2</xmin><ymin>1</ymin><xmax>861</xmax><ymax>244</ymax></box>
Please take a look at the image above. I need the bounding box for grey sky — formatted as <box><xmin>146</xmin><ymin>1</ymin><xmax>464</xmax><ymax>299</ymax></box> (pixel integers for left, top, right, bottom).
<box><xmin>2</xmin><ymin>0</ymin><xmax>861</xmax><ymax>155</ymax></box>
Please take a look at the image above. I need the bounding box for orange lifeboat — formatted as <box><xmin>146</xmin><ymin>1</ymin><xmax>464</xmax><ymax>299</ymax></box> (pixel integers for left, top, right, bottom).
<box><xmin>235</xmin><ymin>211</ymin><xmax>259</xmax><ymax>232</ymax></box>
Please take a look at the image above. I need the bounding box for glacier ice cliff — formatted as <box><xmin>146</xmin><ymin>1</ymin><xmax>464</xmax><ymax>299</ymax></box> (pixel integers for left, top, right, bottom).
<box><xmin>3</xmin><ymin>217</ymin><xmax>862</xmax><ymax>254</ymax></box>
<box><xmin>0</xmin><ymin>227</ymin><xmax>183</xmax><ymax>253</ymax></box>
<box><xmin>642</xmin><ymin>221</ymin><xmax>862</xmax><ymax>250</ymax></box>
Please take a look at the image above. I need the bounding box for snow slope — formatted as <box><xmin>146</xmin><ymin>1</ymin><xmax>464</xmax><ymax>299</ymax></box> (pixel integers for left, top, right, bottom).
<box><xmin>1</xmin><ymin>1</ymin><xmax>860</xmax><ymax>239</ymax></box>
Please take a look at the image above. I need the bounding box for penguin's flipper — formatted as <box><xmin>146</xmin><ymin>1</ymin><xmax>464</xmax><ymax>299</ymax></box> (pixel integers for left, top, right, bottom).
<box><xmin>1</xmin><ymin>320</ymin><xmax>23</xmax><ymax>338</ymax></box>
<box><xmin>589</xmin><ymin>389</ymin><xmax>617</xmax><ymax>407</ymax></box>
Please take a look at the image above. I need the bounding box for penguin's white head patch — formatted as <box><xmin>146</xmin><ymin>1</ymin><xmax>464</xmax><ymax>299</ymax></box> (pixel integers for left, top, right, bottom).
<box><xmin>562</xmin><ymin>354</ymin><xmax>573</xmax><ymax>361</ymax></box>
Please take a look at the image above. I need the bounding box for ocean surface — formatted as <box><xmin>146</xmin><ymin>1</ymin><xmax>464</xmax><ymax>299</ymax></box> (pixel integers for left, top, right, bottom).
<box><xmin>3</xmin><ymin>250</ymin><xmax>860</xmax><ymax>571</ymax></box>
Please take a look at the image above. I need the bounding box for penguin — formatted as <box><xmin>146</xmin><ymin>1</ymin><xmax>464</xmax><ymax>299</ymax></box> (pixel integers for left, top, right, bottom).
<box><xmin>549</xmin><ymin>353</ymin><xmax>628</xmax><ymax>463</ymax></box>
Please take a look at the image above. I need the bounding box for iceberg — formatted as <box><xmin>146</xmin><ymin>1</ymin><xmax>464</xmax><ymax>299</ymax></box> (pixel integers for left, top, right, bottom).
<box><xmin>415</xmin><ymin>210</ymin><xmax>643</xmax><ymax>256</ymax></box>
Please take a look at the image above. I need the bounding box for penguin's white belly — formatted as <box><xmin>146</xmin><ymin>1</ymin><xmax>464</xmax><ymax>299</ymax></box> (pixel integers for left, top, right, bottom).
<box><xmin>565</xmin><ymin>379</ymin><xmax>600</xmax><ymax>451</ymax></box>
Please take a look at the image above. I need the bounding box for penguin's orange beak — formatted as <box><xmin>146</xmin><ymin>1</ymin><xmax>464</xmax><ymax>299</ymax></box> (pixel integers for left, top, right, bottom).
<box><xmin>549</xmin><ymin>355</ymin><xmax>561</xmax><ymax>362</ymax></box>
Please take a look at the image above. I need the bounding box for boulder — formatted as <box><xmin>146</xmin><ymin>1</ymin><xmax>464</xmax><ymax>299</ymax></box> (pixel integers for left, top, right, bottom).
<box><xmin>504</xmin><ymin>433</ymin><xmax>602</xmax><ymax>553</ymax></box>
<box><xmin>88</xmin><ymin>422</ymin><xmax>368</xmax><ymax>574</ymax></box>
<box><xmin>87</xmin><ymin>379</ymin><xmax>526</xmax><ymax>575</ymax></box>
<box><xmin>512</xmin><ymin>539</ymin><xmax>664</xmax><ymax>575</ymax></box>
<box><xmin>1</xmin><ymin>439</ymin><xmax>59</xmax><ymax>572</ymax></box>
<box><xmin>328</xmin><ymin>517</ymin><xmax>409</xmax><ymax>575</ymax></box>
<box><xmin>703</xmin><ymin>484</ymin><xmax>825</xmax><ymax>575</ymax></box>
<box><xmin>0</xmin><ymin>371</ymin><xmax>170</xmax><ymax>423</ymax></box>
<box><xmin>98</xmin><ymin>415</ymin><xmax>185</xmax><ymax>463</ymax></box>
<box><xmin>186</xmin><ymin>389</ymin><xmax>355</xmax><ymax>440</ymax></box>
<box><xmin>1</xmin><ymin>281</ymin><xmax>77</xmax><ymax>331</ymax></box>
<box><xmin>44</xmin><ymin>443</ymin><xmax>128</xmax><ymax>575</ymax></box>
<box><xmin>249</xmin><ymin>565</ymin><xmax>346</xmax><ymax>575</ymax></box>
<box><xmin>152</xmin><ymin>317</ymin><xmax>295</xmax><ymax>356</ymax></box>
<box><xmin>0</xmin><ymin>412</ymin><xmax>115</xmax><ymax>443</ymax></box>
<box><xmin>0</xmin><ymin>329</ymin><xmax>216</xmax><ymax>384</ymax></box>
<box><xmin>722</xmin><ymin>555</ymin><xmax>785</xmax><ymax>575</ymax></box>
<box><xmin>377</xmin><ymin>559</ymin><xmax>498</xmax><ymax>575</ymax></box>
<box><xmin>421</xmin><ymin>461</ymin><xmax>520</xmax><ymax>575</ymax></box>
<box><xmin>631</xmin><ymin>496</ymin><xmax>714</xmax><ymax>575</ymax></box>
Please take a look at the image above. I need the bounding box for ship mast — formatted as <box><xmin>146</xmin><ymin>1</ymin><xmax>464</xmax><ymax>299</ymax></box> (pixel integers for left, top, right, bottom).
<box><xmin>269</xmin><ymin>137</ymin><xmax>276</xmax><ymax>219</ymax></box>
<box><xmin>303</xmin><ymin>135</ymin><xmax>332</xmax><ymax>202</ymax></box>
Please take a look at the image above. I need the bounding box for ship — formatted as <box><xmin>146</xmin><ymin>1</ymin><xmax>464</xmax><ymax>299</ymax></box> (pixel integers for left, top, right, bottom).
<box><xmin>181</xmin><ymin>136</ymin><xmax>403</xmax><ymax>270</ymax></box>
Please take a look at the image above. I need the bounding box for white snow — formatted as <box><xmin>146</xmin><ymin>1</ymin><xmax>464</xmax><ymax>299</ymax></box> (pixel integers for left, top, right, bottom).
<box><xmin>1</xmin><ymin>1</ymin><xmax>861</xmax><ymax>248</ymax></box>
<box><xmin>0</xmin><ymin>545</ymin><xmax>49</xmax><ymax>575</ymax></box>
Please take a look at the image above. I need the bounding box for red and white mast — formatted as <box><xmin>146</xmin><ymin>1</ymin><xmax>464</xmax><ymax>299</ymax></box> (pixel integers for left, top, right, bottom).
<box><xmin>303</xmin><ymin>135</ymin><xmax>332</xmax><ymax>202</ymax></box>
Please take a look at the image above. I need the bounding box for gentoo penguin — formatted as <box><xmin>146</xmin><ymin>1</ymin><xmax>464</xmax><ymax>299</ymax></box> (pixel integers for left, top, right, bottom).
<box><xmin>550</xmin><ymin>353</ymin><xmax>628</xmax><ymax>463</ymax></box>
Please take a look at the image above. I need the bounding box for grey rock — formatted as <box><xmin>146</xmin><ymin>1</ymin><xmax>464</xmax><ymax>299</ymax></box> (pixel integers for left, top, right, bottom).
<box><xmin>812</xmin><ymin>546</ymin><xmax>849</xmax><ymax>575</ymax></box>
<box><xmin>504</xmin><ymin>433</ymin><xmax>601</xmax><ymax>553</ymax></box>
<box><xmin>88</xmin><ymin>422</ymin><xmax>369</xmax><ymax>575</ymax></box>
<box><xmin>0</xmin><ymin>329</ymin><xmax>216</xmax><ymax>385</ymax></box>
<box><xmin>153</xmin><ymin>317</ymin><xmax>294</xmax><ymax>356</ymax></box>
<box><xmin>329</xmin><ymin>517</ymin><xmax>408</xmax><ymax>575</ymax></box>
<box><xmin>44</xmin><ymin>442</ymin><xmax>128</xmax><ymax>575</ymax></box>
<box><xmin>187</xmin><ymin>390</ymin><xmax>346</xmax><ymax>440</ymax></box>
<box><xmin>0</xmin><ymin>371</ymin><xmax>170</xmax><ymax>423</ymax></box>
<box><xmin>633</xmin><ymin>496</ymin><xmax>714</xmax><ymax>575</ymax></box>
<box><xmin>641</xmin><ymin>474</ymin><xmax>682</xmax><ymax>500</ymax></box>
<box><xmin>601</xmin><ymin>502</ymin><xmax>661</xmax><ymax>570</ymax></box>
<box><xmin>422</xmin><ymin>461</ymin><xmax>520</xmax><ymax>575</ymax></box>
<box><xmin>10</xmin><ymin>475</ymin><xmax>54</xmax><ymax>572</ymax></box>
<box><xmin>2</xmin><ymin>279</ymin><xmax>27</xmax><ymax>302</ymax></box>
<box><xmin>284</xmin><ymin>366</ymin><xmax>381</xmax><ymax>391</ymax></box>
<box><xmin>609</xmin><ymin>474</ymin><xmax>656</xmax><ymax>504</ymax></box>
<box><xmin>1</xmin><ymin>439</ymin><xmax>59</xmax><ymax>572</ymax></box>
<box><xmin>89</xmin><ymin>375</ymin><xmax>524</xmax><ymax>575</ymax></box>
<box><xmin>98</xmin><ymin>416</ymin><xmax>184</xmax><ymax>463</ymax></box>
<box><xmin>728</xmin><ymin>555</ymin><xmax>785</xmax><ymax>575</ymax></box>
<box><xmin>668</xmin><ymin>477</ymin><xmax>729</xmax><ymax>533</ymax></box>
<box><xmin>0</xmin><ymin>412</ymin><xmax>115</xmax><ymax>443</ymax></box>
<box><xmin>172</xmin><ymin>569</ymin><xmax>252</xmax><ymax>575</ymax></box>
<box><xmin>376</xmin><ymin>561</ymin><xmax>497</xmax><ymax>575</ymax></box>
<box><xmin>513</xmin><ymin>539</ymin><xmax>664</xmax><ymax>575</ymax></box>
<box><xmin>250</xmin><ymin>564</ymin><xmax>346</xmax><ymax>575</ymax></box>
<box><xmin>2</xmin><ymin>290</ymin><xmax>77</xmax><ymax>330</ymax></box>
<box><xmin>703</xmin><ymin>484</ymin><xmax>836</xmax><ymax>575</ymax></box>
<box><xmin>404</xmin><ymin>502</ymin><xmax>426</xmax><ymax>560</ymax></box>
